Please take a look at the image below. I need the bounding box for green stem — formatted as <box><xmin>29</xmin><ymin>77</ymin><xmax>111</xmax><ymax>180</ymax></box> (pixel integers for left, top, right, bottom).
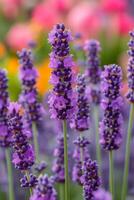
<box><xmin>109</xmin><ymin>151</ymin><xmax>114</xmax><ymax>200</ymax></box>
<box><xmin>63</xmin><ymin>120</ymin><xmax>69</xmax><ymax>200</ymax></box>
<box><xmin>32</xmin><ymin>123</ymin><xmax>39</xmax><ymax>162</ymax></box>
<box><xmin>94</xmin><ymin>106</ymin><xmax>102</xmax><ymax>176</ymax></box>
<box><xmin>5</xmin><ymin>149</ymin><xmax>15</xmax><ymax>200</ymax></box>
<box><xmin>121</xmin><ymin>104</ymin><xmax>134</xmax><ymax>200</ymax></box>
<box><xmin>25</xmin><ymin>171</ymin><xmax>32</xmax><ymax>196</ymax></box>
<box><xmin>59</xmin><ymin>183</ymin><xmax>64</xmax><ymax>200</ymax></box>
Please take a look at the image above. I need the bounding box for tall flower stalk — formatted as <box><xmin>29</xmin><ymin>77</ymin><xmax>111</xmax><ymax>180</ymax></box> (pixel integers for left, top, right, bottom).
<box><xmin>122</xmin><ymin>31</ymin><xmax>134</xmax><ymax>200</ymax></box>
<box><xmin>84</xmin><ymin>40</ymin><xmax>101</xmax><ymax>172</ymax></box>
<box><xmin>100</xmin><ymin>65</ymin><xmax>123</xmax><ymax>199</ymax></box>
<box><xmin>0</xmin><ymin>69</ymin><xmax>14</xmax><ymax>200</ymax></box>
<box><xmin>48</xmin><ymin>23</ymin><xmax>76</xmax><ymax>200</ymax></box>
<box><xmin>18</xmin><ymin>49</ymin><xmax>44</xmax><ymax>162</ymax></box>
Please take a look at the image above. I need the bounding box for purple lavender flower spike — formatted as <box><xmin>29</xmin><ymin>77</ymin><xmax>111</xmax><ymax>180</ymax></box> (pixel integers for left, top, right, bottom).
<box><xmin>30</xmin><ymin>174</ymin><xmax>57</xmax><ymax>200</ymax></box>
<box><xmin>72</xmin><ymin>74</ymin><xmax>90</xmax><ymax>131</ymax></box>
<box><xmin>8</xmin><ymin>102</ymin><xmax>35</xmax><ymax>170</ymax></box>
<box><xmin>72</xmin><ymin>136</ymin><xmax>90</xmax><ymax>185</ymax></box>
<box><xmin>93</xmin><ymin>188</ymin><xmax>112</xmax><ymax>200</ymax></box>
<box><xmin>100</xmin><ymin>64</ymin><xmax>123</xmax><ymax>151</ymax></box>
<box><xmin>84</xmin><ymin>39</ymin><xmax>101</xmax><ymax>104</ymax></box>
<box><xmin>52</xmin><ymin>135</ymin><xmax>64</xmax><ymax>183</ymax></box>
<box><xmin>126</xmin><ymin>30</ymin><xmax>134</xmax><ymax>103</ymax></box>
<box><xmin>0</xmin><ymin>69</ymin><xmax>12</xmax><ymax>147</ymax></box>
<box><xmin>18</xmin><ymin>48</ymin><xmax>44</xmax><ymax>122</ymax></box>
<box><xmin>82</xmin><ymin>158</ymin><xmax>101</xmax><ymax>200</ymax></box>
<box><xmin>48</xmin><ymin>23</ymin><xmax>76</xmax><ymax>121</ymax></box>
<box><xmin>20</xmin><ymin>173</ymin><xmax>38</xmax><ymax>188</ymax></box>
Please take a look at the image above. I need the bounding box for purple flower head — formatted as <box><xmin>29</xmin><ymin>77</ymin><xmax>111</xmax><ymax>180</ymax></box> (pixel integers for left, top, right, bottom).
<box><xmin>20</xmin><ymin>173</ymin><xmax>38</xmax><ymax>188</ymax></box>
<box><xmin>72</xmin><ymin>74</ymin><xmax>90</xmax><ymax>131</ymax></box>
<box><xmin>52</xmin><ymin>135</ymin><xmax>64</xmax><ymax>183</ymax></box>
<box><xmin>126</xmin><ymin>30</ymin><xmax>134</xmax><ymax>103</ymax></box>
<box><xmin>0</xmin><ymin>69</ymin><xmax>12</xmax><ymax>147</ymax></box>
<box><xmin>72</xmin><ymin>136</ymin><xmax>90</xmax><ymax>185</ymax></box>
<box><xmin>18</xmin><ymin>48</ymin><xmax>44</xmax><ymax>122</ymax></box>
<box><xmin>100</xmin><ymin>65</ymin><xmax>123</xmax><ymax>151</ymax></box>
<box><xmin>48</xmin><ymin>23</ymin><xmax>76</xmax><ymax>121</ymax></box>
<box><xmin>30</xmin><ymin>174</ymin><xmax>57</xmax><ymax>200</ymax></box>
<box><xmin>84</xmin><ymin>40</ymin><xmax>101</xmax><ymax>104</ymax></box>
<box><xmin>82</xmin><ymin>158</ymin><xmax>101</xmax><ymax>200</ymax></box>
<box><xmin>35</xmin><ymin>161</ymin><xmax>47</xmax><ymax>174</ymax></box>
<box><xmin>8</xmin><ymin>102</ymin><xmax>35</xmax><ymax>170</ymax></box>
<box><xmin>93</xmin><ymin>188</ymin><xmax>112</xmax><ymax>200</ymax></box>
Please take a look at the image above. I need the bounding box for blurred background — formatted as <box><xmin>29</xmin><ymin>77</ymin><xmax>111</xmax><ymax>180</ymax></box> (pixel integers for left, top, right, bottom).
<box><xmin>0</xmin><ymin>0</ymin><xmax>134</xmax><ymax>100</ymax></box>
<box><xmin>0</xmin><ymin>0</ymin><xmax>134</xmax><ymax>199</ymax></box>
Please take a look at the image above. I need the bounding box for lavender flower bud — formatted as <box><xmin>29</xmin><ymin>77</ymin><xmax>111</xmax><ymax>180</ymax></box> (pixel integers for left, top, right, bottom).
<box><xmin>72</xmin><ymin>136</ymin><xmax>90</xmax><ymax>185</ymax></box>
<box><xmin>93</xmin><ymin>188</ymin><xmax>112</xmax><ymax>200</ymax></box>
<box><xmin>0</xmin><ymin>69</ymin><xmax>11</xmax><ymax>147</ymax></box>
<box><xmin>84</xmin><ymin>40</ymin><xmax>101</xmax><ymax>104</ymax></box>
<box><xmin>20</xmin><ymin>173</ymin><xmax>38</xmax><ymax>188</ymax></box>
<box><xmin>126</xmin><ymin>31</ymin><xmax>134</xmax><ymax>103</ymax></box>
<box><xmin>72</xmin><ymin>74</ymin><xmax>90</xmax><ymax>131</ymax></box>
<box><xmin>100</xmin><ymin>65</ymin><xmax>123</xmax><ymax>151</ymax></box>
<box><xmin>48</xmin><ymin>23</ymin><xmax>76</xmax><ymax>121</ymax></box>
<box><xmin>82</xmin><ymin>158</ymin><xmax>101</xmax><ymax>200</ymax></box>
<box><xmin>35</xmin><ymin>161</ymin><xmax>47</xmax><ymax>173</ymax></box>
<box><xmin>52</xmin><ymin>135</ymin><xmax>64</xmax><ymax>183</ymax></box>
<box><xmin>30</xmin><ymin>174</ymin><xmax>57</xmax><ymax>200</ymax></box>
<box><xmin>8</xmin><ymin>102</ymin><xmax>35</xmax><ymax>170</ymax></box>
<box><xmin>18</xmin><ymin>48</ymin><xmax>44</xmax><ymax>122</ymax></box>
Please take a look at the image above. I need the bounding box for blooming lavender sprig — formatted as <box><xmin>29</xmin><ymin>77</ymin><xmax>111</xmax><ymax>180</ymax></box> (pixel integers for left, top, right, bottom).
<box><xmin>72</xmin><ymin>74</ymin><xmax>90</xmax><ymax>131</ymax></box>
<box><xmin>52</xmin><ymin>135</ymin><xmax>64</xmax><ymax>183</ymax></box>
<box><xmin>20</xmin><ymin>173</ymin><xmax>38</xmax><ymax>188</ymax></box>
<box><xmin>126</xmin><ymin>31</ymin><xmax>134</xmax><ymax>103</ymax></box>
<box><xmin>18</xmin><ymin>48</ymin><xmax>44</xmax><ymax>122</ymax></box>
<box><xmin>100</xmin><ymin>64</ymin><xmax>123</xmax><ymax>151</ymax></box>
<box><xmin>48</xmin><ymin>23</ymin><xmax>76</xmax><ymax>121</ymax></box>
<box><xmin>0</xmin><ymin>69</ymin><xmax>11</xmax><ymax>147</ymax></box>
<box><xmin>84</xmin><ymin>40</ymin><xmax>101</xmax><ymax>104</ymax></box>
<box><xmin>72</xmin><ymin>136</ymin><xmax>90</xmax><ymax>185</ymax></box>
<box><xmin>8</xmin><ymin>102</ymin><xmax>34</xmax><ymax>170</ymax></box>
<box><xmin>30</xmin><ymin>174</ymin><xmax>57</xmax><ymax>200</ymax></box>
<box><xmin>82</xmin><ymin>158</ymin><xmax>101</xmax><ymax>200</ymax></box>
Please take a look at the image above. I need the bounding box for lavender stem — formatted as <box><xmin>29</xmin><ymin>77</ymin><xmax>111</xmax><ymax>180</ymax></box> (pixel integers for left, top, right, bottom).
<box><xmin>32</xmin><ymin>123</ymin><xmax>39</xmax><ymax>162</ymax></box>
<box><xmin>122</xmin><ymin>104</ymin><xmax>134</xmax><ymax>200</ymax></box>
<box><xmin>63</xmin><ymin>120</ymin><xmax>69</xmax><ymax>200</ymax></box>
<box><xmin>94</xmin><ymin>106</ymin><xmax>102</xmax><ymax>176</ymax></box>
<box><xmin>25</xmin><ymin>171</ymin><xmax>32</xmax><ymax>196</ymax></box>
<box><xmin>5</xmin><ymin>149</ymin><xmax>15</xmax><ymax>200</ymax></box>
<box><xmin>109</xmin><ymin>151</ymin><xmax>114</xmax><ymax>200</ymax></box>
<box><xmin>59</xmin><ymin>183</ymin><xmax>64</xmax><ymax>200</ymax></box>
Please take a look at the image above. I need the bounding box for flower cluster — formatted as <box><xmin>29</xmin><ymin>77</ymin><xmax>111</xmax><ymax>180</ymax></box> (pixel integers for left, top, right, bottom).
<box><xmin>0</xmin><ymin>69</ymin><xmax>11</xmax><ymax>147</ymax></box>
<box><xmin>18</xmin><ymin>48</ymin><xmax>44</xmax><ymax>123</ymax></box>
<box><xmin>52</xmin><ymin>135</ymin><xmax>64</xmax><ymax>183</ymax></box>
<box><xmin>100</xmin><ymin>65</ymin><xmax>123</xmax><ymax>151</ymax></box>
<box><xmin>72</xmin><ymin>136</ymin><xmax>90</xmax><ymax>185</ymax></box>
<box><xmin>126</xmin><ymin>31</ymin><xmax>134</xmax><ymax>103</ymax></box>
<box><xmin>8</xmin><ymin>102</ymin><xmax>35</xmax><ymax>170</ymax></box>
<box><xmin>30</xmin><ymin>174</ymin><xmax>57</xmax><ymax>200</ymax></box>
<box><xmin>72</xmin><ymin>74</ymin><xmax>90</xmax><ymax>131</ymax></box>
<box><xmin>82</xmin><ymin>158</ymin><xmax>101</xmax><ymax>200</ymax></box>
<box><xmin>20</xmin><ymin>173</ymin><xmax>38</xmax><ymax>188</ymax></box>
<box><xmin>48</xmin><ymin>23</ymin><xmax>76</xmax><ymax>120</ymax></box>
<box><xmin>84</xmin><ymin>40</ymin><xmax>101</xmax><ymax>104</ymax></box>
<box><xmin>93</xmin><ymin>188</ymin><xmax>112</xmax><ymax>200</ymax></box>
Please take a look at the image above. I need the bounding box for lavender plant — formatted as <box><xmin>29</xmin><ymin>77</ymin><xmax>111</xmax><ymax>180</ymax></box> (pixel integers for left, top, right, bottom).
<box><xmin>122</xmin><ymin>30</ymin><xmax>134</xmax><ymax>200</ymax></box>
<box><xmin>48</xmin><ymin>23</ymin><xmax>76</xmax><ymax>200</ymax></box>
<box><xmin>100</xmin><ymin>64</ymin><xmax>123</xmax><ymax>199</ymax></box>
<box><xmin>0</xmin><ymin>69</ymin><xmax>14</xmax><ymax>200</ymax></box>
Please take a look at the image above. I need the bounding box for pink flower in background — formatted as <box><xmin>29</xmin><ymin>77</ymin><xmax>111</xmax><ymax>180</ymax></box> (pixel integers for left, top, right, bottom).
<box><xmin>101</xmin><ymin>0</ymin><xmax>127</xmax><ymax>13</ymax></box>
<box><xmin>0</xmin><ymin>0</ymin><xmax>22</xmax><ymax>18</ymax></box>
<box><xmin>49</xmin><ymin>0</ymin><xmax>73</xmax><ymax>12</ymax></box>
<box><xmin>32</xmin><ymin>2</ymin><xmax>59</xmax><ymax>30</ymax></box>
<box><xmin>67</xmin><ymin>2</ymin><xmax>101</xmax><ymax>38</ymax></box>
<box><xmin>6</xmin><ymin>24</ymin><xmax>34</xmax><ymax>50</ymax></box>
